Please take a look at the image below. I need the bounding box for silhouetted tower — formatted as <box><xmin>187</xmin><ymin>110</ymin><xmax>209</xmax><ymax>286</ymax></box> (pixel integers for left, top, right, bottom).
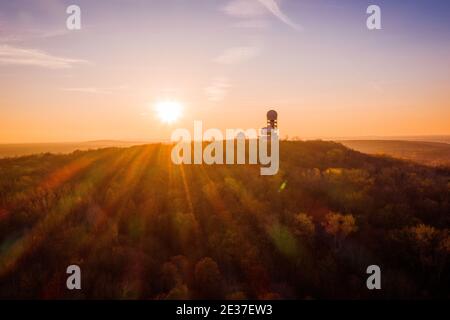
<box><xmin>260</xmin><ymin>109</ymin><xmax>278</xmax><ymax>137</ymax></box>
<box><xmin>266</xmin><ymin>109</ymin><xmax>278</xmax><ymax>132</ymax></box>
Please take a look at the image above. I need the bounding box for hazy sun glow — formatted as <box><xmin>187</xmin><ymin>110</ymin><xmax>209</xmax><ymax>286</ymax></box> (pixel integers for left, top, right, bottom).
<box><xmin>154</xmin><ymin>100</ymin><xmax>183</xmax><ymax>124</ymax></box>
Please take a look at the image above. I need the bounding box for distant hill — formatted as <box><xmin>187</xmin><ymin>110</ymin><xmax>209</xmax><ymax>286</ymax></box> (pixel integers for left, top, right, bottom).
<box><xmin>2</xmin><ymin>139</ymin><xmax>450</xmax><ymax>168</ymax></box>
<box><xmin>326</xmin><ymin>135</ymin><xmax>450</xmax><ymax>144</ymax></box>
<box><xmin>0</xmin><ymin>141</ymin><xmax>448</xmax><ymax>299</ymax></box>
<box><xmin>0</xmin><ymin>141</ymin><xmax>149</xmax><ymax>158</ymax></box>
<box><xmin>340</xmin><ymin>140</ymin><xmax>450</xmax><ymax>166</ymax></box>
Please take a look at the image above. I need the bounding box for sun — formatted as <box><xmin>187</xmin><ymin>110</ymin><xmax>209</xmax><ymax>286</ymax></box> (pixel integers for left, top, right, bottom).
<box><xmin>154</xmin><ymin>100</ymin><xmax>183</xmax><ymax>124</ymax></box>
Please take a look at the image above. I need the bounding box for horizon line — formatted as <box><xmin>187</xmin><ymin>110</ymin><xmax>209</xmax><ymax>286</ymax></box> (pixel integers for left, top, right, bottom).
<box><xmin>1</xmin><ymin>134</ymin><xmax>450</xmax><ymax>145</ymax></box>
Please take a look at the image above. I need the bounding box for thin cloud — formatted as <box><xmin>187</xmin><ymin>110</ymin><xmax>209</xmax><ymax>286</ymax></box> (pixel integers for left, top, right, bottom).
<box><xmin>61</xmin><ymin>85</ymin><xmax>128</xmax><ymax>94</ymax></box>
<box><xmin>257</xmin><ymin>0</ymin><xmax>302</xmax><ymax>31</ymax></box>
<box><xmin>214</xmin><ymin>46</ymin><xmax>260</xmax><ymax>65</ymax></box>
<box><xmin>61</xmin><ymin>88</ymin><xmax>111</xmax><ymax>94</ymax></box>
<box><xmin>223</xmin><ymin>0</ymin><xmax>302</xmax><ymax>31</ymax></box>
<box><xmin>223</xmin><ymin>0</ymin><xmax>266</xmax><ymax>17</ymax></box>
<box><xmin>0</xmin><ymin>45</ymin><xmax>88</xmax><ymax>69</ymax></box>
<box><xmin>205</xmin><ymin>78</ymin><xmax>231</xmax><ymax>102</ymax></box>
<box><xmin>1</xmin><ymin>29</ymin><xmax>70</xmax><ymax>42</ymax></box>
<box><xmin>34</xmin><ymin>29</ymin><xmax>70</xmax><ymax>39</ymax></box>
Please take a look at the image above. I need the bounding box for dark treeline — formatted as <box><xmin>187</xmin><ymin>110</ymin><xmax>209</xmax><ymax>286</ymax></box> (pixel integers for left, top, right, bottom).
<box><xmin>0</xmin><ymin>141</ymin><xmax>448</xmax><ymax>299</ymax></box>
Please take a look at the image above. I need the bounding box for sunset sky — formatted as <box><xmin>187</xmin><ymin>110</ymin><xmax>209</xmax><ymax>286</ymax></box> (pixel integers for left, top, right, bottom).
<box><xmin>0</xmin><ymin>0</ymin><xmax>449</xmax><ymax>143</ymax></box>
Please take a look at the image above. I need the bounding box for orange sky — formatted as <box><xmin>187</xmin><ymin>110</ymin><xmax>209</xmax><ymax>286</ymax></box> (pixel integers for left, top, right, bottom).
<box><xmin>0</xmin><ymin>0</ymin><xmax>449</xmax><ymax>143</ymax></box>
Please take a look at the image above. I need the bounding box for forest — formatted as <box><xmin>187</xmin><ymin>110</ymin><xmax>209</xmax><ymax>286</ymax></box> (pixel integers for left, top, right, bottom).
<box><xmin>0</xmin><ymin>140</ymin><xmax>448</xmax><ymax>299</ymax></box>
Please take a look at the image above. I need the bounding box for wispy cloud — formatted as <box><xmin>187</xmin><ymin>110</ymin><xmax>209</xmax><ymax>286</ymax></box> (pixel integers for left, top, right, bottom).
<box><xmin>0</xmin><ymin>29</ymin><xmax>70</xmax><ymax>43</ymax></box>
<box><xmin>205</xmin><ymin>78</ymin><xmax>231</xmax><ymax>102</ymax></box>
<box><xmin>61</xmin><ymin>88</ymin><xmax>111</xmax><ymax>94</ymax></box>
<box><xmin>223</xmin><ymin>0</ymin><xmax>301</xmax><ymax>31</ymax></box>
<box><xmin>0</xmin><ymin>45</ymin><xmax>87</xmax><ymax>69</ymax></box>
<box><xmin>33</xmin><ymin>29</ymin><xmax>70</xmax><ymax>39</ymax></box>
<box><xmin>61</xmin><ymin>85</ymin><xmax>128</xmax><ymax>94</ymax></box>
<box><xmin>223</xmin><ymin>0</ymin><xmax>267</xmax><ymax>17</ymax></box>
<box><xmin>257</xmin><ymin>0</ymin><xmax>302</xmax><ymax>31</ymax></box>
<box><xmin>214</xmin><ymin>46</ymin><xmax>260</xmax><ymax>65</ymax></box>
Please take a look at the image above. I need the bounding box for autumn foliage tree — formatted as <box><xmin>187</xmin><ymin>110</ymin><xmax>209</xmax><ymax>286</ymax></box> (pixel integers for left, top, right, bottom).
<box><xmin>194</xmin><ymin>257</ymin><xmax>224</xmax><ymax>299</ymax></box>
<box><xmin>322</xmin><ymin>212</ymin><xmax>358</xmax><ymax>250</ymax></box>
<box><xmin>0</xmin><ymin>141</ymin><xmax>448</xmax><ymax>299</ymax></box>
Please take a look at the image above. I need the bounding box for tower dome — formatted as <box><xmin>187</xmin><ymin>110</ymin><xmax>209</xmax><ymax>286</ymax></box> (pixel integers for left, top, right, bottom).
<box><xmin>267</xmin><ymin>110</ymin><xmax>278</xmax><ymax>121</ymax></box>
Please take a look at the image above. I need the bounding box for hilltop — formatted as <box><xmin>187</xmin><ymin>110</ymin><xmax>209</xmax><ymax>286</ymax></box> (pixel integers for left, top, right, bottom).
<box><xmin>0</xmin><ymin>141</ymin><xmax>448</xmax><ymax>299</ymax></box>
<box><xmin>2</xmin><ymin>139</ymin><xmax>449</xmax><ymax>168</ymax></box>
<box><xmin>0</xmin><ymin>141</ymin><xmax>149</xmax><ymax>158</ymax></box>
